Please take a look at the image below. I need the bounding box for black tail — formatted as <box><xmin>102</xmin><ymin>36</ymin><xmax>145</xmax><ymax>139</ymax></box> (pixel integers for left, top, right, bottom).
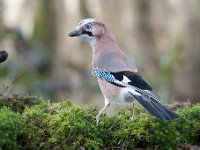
<box><xmin>130</xmin><ymin>93</ymin><xmax>180</xmax><ymax>121</ymax></box>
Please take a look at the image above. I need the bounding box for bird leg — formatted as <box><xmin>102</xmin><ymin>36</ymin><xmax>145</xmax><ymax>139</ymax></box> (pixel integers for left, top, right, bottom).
<box><xmin>95</xmin><ymin>98</ymin><xmax>110</xmax><ymax>125</ymax></box>
<box><xmin>130</xmin><ymin>101</ymin><xmax>135</xmax><ymax>120</ymax></box>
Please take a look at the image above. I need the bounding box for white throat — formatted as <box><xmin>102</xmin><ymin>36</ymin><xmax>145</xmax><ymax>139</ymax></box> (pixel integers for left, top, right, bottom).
<box><xmin>80</xmin><ymin>35</ymin><xmax>97</xmax><ymax>46</ymax></box>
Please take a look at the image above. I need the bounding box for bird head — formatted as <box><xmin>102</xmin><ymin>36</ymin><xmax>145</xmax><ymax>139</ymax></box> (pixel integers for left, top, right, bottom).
<box><xmin>68</xmin><ymin>18</ymin><xmax>105</xmax><ymax>46</ymax></box>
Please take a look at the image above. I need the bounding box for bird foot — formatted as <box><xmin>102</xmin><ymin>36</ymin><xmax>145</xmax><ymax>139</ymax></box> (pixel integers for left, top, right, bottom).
<box><xmin>130</xmin><ymin>115</ymin><xmax>135</xmax><ymax>120</ymax></box>
<box><xmin>95</xmin><ymin>115</ymin><xmax>100</xmax><ymax>126</ymax></box>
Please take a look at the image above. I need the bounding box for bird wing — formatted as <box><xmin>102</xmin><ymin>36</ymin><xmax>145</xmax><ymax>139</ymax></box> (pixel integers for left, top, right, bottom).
<box><xmin>92</xmin><ymin>68</ymin><xmax>180</xmax><ymax>120</ymax></box>
<box><xmin>92</xmin><ymin>68</ymin><xmax>160</xmax><ymax>101</ymax></box>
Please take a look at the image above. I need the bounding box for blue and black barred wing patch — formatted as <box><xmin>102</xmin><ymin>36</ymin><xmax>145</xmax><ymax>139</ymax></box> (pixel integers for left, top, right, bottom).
<box><xmin>93</xmin><ymin>68</ymin><xmax>115</xmax><ymax>83</ymax></box>
<box><xmin>92</xmin><ymin>68</ymin><xmax>126</xmax><ymax>87</ymax></box>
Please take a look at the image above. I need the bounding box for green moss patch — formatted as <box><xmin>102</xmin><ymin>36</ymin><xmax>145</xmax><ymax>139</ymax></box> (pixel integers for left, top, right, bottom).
<box><xmin>0</xmin><ymin>96</ymin><xmax>200</xmax><ymax>149</ymax></box>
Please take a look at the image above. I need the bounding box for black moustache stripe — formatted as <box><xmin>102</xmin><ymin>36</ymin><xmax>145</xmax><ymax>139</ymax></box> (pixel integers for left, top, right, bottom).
<box><xmin>82</xmin><ymin>31</ymin><xmax>93</xmax><ymax>36</ymax></box>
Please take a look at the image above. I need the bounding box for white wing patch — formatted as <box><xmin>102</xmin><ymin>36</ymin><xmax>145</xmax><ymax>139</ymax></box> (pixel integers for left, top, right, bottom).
<box><xmin>122</xmin><ymin>75</ymin><xmax>131</xmax><ymax>83</ymax></box>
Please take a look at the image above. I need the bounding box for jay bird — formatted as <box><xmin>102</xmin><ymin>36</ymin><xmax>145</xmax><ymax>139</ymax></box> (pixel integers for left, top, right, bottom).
<box><xmin>68</xmin><ymin>18</ymin><xmax>180</xmax><ymax>123</ymax></box>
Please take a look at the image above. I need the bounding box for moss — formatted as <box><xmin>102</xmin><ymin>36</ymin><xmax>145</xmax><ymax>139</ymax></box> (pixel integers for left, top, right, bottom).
<box><xmin>0</xmin><ymin>96</ymin><xmax>200</xmax><ymax>149</ymax></box>
<box><xmin>0</xmin><ymin>95</ymin><xmax>44</xmax><ymax>113</ymax></box>
<box><xmin>0</xmin><ymin>107</ymin><xmax>26</xmax><ymax>149</ymax></box>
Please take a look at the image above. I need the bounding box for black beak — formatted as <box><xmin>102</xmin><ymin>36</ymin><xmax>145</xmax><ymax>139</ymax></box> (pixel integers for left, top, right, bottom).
<box><xmin>68</xmin><ymin>30</ymin><xmax>82</xmax><ymax>37</ymax></box>
<box><xmin>0</xmin><ymin>50</ymin><xmax>8</xmax><ymax>63</ymax></box>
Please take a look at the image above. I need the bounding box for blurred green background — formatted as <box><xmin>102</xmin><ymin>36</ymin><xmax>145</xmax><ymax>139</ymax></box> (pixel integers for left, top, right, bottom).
<box><xmin>0</xmin><ymin>0</ymin><xmax>200</xmax><ymax>107</ymax></box>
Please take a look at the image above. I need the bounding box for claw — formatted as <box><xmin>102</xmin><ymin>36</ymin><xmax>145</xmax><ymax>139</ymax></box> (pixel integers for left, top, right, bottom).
<box><xmin>95</xmin><ymin>115</ymin><xmax>100</xmax><ymax>125</ymax></box>
<box><xmin>94</xmin><ymin>98</ymin><xmax>110</xmax><ymax>126</ymax></box>
<box><xmin>130</xmin><ymin>115</ymin><xmax>134</xmax><ymax>120</ymax></box>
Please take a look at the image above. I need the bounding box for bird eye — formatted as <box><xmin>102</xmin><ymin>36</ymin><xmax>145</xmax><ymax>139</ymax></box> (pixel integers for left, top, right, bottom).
<box><xmin>85</xmin><ymin>24</ymin><xmax>91</xmax><ymax>29</ymax></box>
